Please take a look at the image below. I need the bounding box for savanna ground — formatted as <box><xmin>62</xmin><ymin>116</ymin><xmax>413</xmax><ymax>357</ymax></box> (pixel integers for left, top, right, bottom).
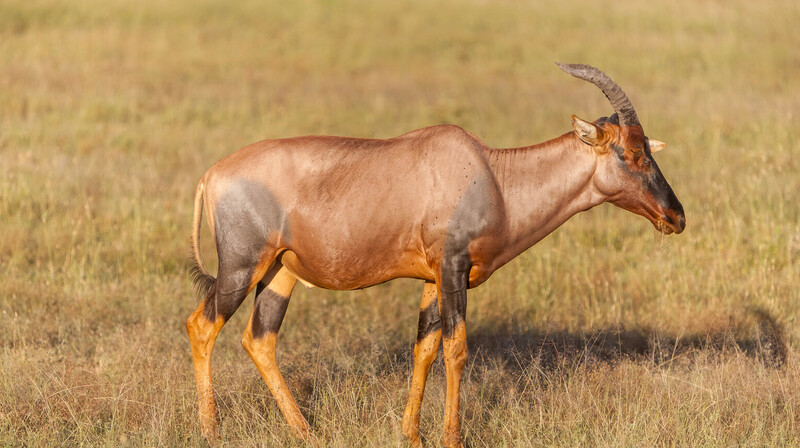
<box><xmin>1</xmin><ymin>0</ymin><xmax>799</xmax><ymax>446</ymax></box>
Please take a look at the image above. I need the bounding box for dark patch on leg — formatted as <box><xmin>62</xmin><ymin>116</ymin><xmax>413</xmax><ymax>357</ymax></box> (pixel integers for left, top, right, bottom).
<box><xmin>444</xmin><ymin>173</ymin><xmax>497</xmax><ymax>254</ymax></box>
<box><xmin>441</xmin><ymin>229</ymin><xmax>470</xmax><ymax>337</ymax></box>
<box><xmin>201</xmin><ymin>298</ymin><xmax>219</xmax><ymax>322</ymax></box>
<box><xmin>204</xmin><ymin>180</ymin><xmax>290</xmax><ymax>323</ymax></box>
<box><xmin>202</xmin><ymin>298</ymin><xmax>243</xmax><ymax>322</ymax></box>
<box><xmin>439</xmin><ymin>172</ymin><xmax>497</xmax><ymax>337</ymax></box>
<box><xmin>214</xmin><ymin>179</ymin><xmax>291</xmax><ymax>250</ymax></box>
<box><xmin>202</xmin><ymin>269</ymin><xmax>251</xmax><ymax>322</ymax></box>
<box><xmin>439</xmin><ymin>286</ymin><xmax>467</xmax><ymax>339</ymax></box>
<box><xmin>417</xmin><ymin>299</ymin><xmax>442</xmax><ymax>342</ymax></box>
<box><xmin>251</xmin><ymin>288</ymin><xmax>290</xmax><ymax>340</ymax></box>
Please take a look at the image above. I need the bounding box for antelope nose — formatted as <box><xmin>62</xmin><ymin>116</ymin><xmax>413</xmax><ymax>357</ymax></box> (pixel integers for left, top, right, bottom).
<box><xmin>660</xmin><ymin>212</ymin><xmax>685</xmax><ymax>234</ymax></box>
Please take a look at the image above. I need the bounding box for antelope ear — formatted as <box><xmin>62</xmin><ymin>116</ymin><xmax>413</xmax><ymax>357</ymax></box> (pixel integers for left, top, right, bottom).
<box><xmin>571</xmin><ymin>115</ymin><xmax>605</xmax><ymax>147</ymax></box>
<box><xmin>647</xmin><ymin>137</ymin><xmax>666</xmax><ymax>153</ymax></box>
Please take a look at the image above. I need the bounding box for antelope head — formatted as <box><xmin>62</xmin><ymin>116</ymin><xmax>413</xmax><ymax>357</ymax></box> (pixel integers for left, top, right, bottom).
<box><xmin>557</xmin><ymin>63</ymin><xmax>685</xmax><ymax>234</ymax></box>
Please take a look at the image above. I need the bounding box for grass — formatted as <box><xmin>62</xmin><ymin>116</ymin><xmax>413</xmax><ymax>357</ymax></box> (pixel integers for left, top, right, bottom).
<box><xmin>1</xmin><ymin>0</ymin><xmax>799</xmax><ymax>446</ymax></box>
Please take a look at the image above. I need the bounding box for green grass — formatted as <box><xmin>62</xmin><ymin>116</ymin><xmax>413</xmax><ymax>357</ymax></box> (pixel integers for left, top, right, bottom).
<box><xmin>1</xmin><ymin>0</ymin><xmax>799</xmax><ymax>446</ymax></box>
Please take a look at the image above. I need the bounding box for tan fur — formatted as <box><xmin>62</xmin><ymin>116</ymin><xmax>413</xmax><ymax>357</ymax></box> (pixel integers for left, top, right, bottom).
<box><xmin>441</xmin><ymin>321</ymin><xmax>468</xmax><ymax>448</ymax></box>
<box><xmin>186</xmin><ymin>307</ymin><xmax>226</xmax><ymax>442</ymax></box>
<box><xmin>401</xmin><ymin>282</ymin><xmax>441</xmax><ymax>447</ymax></box>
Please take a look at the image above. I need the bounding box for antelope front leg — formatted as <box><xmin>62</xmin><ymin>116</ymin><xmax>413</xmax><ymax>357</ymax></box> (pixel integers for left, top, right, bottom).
<box><xmin>437</xmin><ymin>263</ymin><xmax>469</xmax><ymax>448</ymax></box>
<box><xmin>402</xmin><ymin>281</ymin><xmax>442</xmax><ymax>447</ymax></box>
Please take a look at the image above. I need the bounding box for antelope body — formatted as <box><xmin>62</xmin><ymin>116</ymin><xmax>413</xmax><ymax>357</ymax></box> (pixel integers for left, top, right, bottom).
<box><xmin>186</xmin><ymin>64</ymin><xmax>685</xmax><ymax>447</ymax></box>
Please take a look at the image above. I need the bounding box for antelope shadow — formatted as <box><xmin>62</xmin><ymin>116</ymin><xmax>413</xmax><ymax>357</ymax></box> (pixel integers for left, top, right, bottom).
<box><xmin>465</xmin><ymin>306</ymin><xmax>788</xmax><ymax>371</ymax></box>
<box><xmin>376</xmin><ymin>305</ymin><xmax>788</xmax><ymax>376</ymax></box>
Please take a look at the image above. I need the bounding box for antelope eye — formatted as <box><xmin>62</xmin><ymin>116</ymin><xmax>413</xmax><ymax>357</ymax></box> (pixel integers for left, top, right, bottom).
<box><xmin>642</xmin><ymin>158</ymin><xmax>651</xmax><ymax>167</ymax></box>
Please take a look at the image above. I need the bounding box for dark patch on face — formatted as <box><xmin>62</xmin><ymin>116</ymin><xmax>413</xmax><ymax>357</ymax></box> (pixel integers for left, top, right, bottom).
<box><xmin>416</xmin><ymin>299</ymin><xmax>442</xmax><ymax>342</ymax></box>
<box><xmin>609</xmin><ymin>139</ymin><xmax>684</xmax><ymax>226</ymax></box>
<box><xmin>595</xmin><ymin>113</ymin><xmax>619</xmax><ymax>126</ymax></box>
<box><xmin>203</xmin><ymin>179</ymin><xmax>290</xmax><ymax>323</ymax></box>
<box><xmin>251</xmin><ymin>284</ymin><xmax>291</xmax><ymax>339</ymax></box>
<box><xmin>440</xmin><ymin>172</ymin><xmax>496</xmax><ymax>338</ymax></box>
<box><xmin>644</xmin><ymin>154</ymin><xmax>684</xmax><ymax>219</ymax></box>
<box><xmin>610</xmin><ymin>143</ymin><xmax>626</xmax><ymax>157</ymax></box>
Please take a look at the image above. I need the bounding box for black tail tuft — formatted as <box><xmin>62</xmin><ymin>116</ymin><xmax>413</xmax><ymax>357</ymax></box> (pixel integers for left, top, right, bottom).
<box><xmin>188</xmin><ymin>252</ymin><xmax>216</xmax><ymax>300</ymax></box>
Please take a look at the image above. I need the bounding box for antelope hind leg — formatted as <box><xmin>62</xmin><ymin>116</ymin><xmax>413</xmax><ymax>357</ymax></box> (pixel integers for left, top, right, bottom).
<box><xmin>186</xmin><ymin>266</ymin><xmax>253</xmax><ymax>442</ymax></box>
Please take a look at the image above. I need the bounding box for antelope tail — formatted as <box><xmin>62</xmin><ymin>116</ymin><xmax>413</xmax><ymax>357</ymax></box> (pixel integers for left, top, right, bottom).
<box><xmin>189</xmin><ymin>180</ymin><xmax>216</xmax><ymax>300</ymax></box>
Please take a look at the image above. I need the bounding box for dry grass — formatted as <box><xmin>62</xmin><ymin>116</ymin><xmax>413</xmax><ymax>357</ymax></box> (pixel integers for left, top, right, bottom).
<box><xmin>1</xmin><ymin>0</ymin><xmax>799</xmax><ymax>446</ymax></box>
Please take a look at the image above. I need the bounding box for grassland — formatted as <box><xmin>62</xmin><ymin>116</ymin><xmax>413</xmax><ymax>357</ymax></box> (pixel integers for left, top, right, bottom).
<box><xmin>1</xmin><ymin>0</ymin><xmax>799</xmax><ymax>446</ymax></box>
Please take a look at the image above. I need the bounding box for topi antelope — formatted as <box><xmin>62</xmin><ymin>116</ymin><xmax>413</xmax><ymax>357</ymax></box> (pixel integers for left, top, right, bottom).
<box><xmin>186</xmin><ymin>63</ymin><xmax>685</xmax><ymax>447</ymax></box>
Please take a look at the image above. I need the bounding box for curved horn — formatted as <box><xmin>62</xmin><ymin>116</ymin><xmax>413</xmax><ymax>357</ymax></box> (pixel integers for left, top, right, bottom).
<box><xmin>556</xmin><ymin>63</ymin><xmax>640</xmax><ymax>127</ymax></box>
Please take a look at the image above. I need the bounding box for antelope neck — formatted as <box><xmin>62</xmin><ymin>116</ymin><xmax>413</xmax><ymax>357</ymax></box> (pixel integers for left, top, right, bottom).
<box><xmin>484</xmin><ymin>132</ymin><xmax>606</xmax><ymax>267</ymax></box>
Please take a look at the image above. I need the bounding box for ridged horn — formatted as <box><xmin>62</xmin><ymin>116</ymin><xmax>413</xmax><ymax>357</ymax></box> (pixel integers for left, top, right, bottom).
<box><xmin>556</xmin><ymin>63</ymin><xmax>640</xmax><ymax>127</ymax></box>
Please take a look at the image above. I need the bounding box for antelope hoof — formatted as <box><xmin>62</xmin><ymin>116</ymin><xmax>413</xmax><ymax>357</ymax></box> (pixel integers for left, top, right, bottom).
<box><xmin>402</xmin><ymin>431</ymin><xmax>423</xmax><ymax>448</ymax></box>
<box><xmin>402</xmin><ymin>416</ymin><xmax>426</xmax><ymax>447</ymax></box>
<box><xmin>401</xmin><ymin>427</ymin><xmax>422</xmax><ymax>447</ymax></box>
<box><xmin>441</xmin><ymin>433</ymin><xmax>464</xmax><ymax>448</ymax></box>
<box><xmin>200</xmin><ymin>421</ymin><xmax>219</xmax><ymax>446</ymax></box>
<box><xmin>288</xmin><ymin>418</ymin><xmax>312</xmax><ymax>442</ymax></box>
<box><xmin>402</xmin><ymin>433</ymin><xmax>423</xmax><ymax>448</ymax></box>
<box><xmin>290</xmin><ymin>426</ymin><xmax>311</xmax><ymax>442</ymax></box>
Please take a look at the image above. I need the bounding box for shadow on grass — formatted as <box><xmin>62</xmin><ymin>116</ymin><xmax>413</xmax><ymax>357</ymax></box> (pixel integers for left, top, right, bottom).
<box><xmin>371</xmin><ymin>306</ymin><xmax>789</xmax><ymax>378</ymax></box>
<box><xmin>463</xmin><ymin>306</ymin><xmax>788</xmax><ymax>372</ymax></box>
